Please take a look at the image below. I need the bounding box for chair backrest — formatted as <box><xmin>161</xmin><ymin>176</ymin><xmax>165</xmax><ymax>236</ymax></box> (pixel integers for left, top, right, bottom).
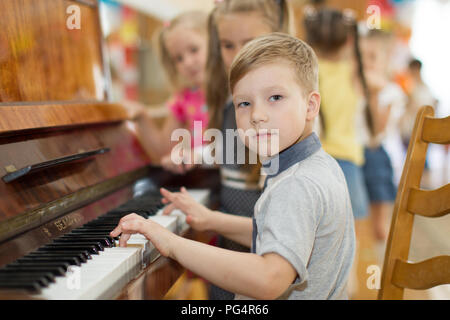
<box><xmin>378</xmin><ymin>105</ymin><xmax>450</xmax><ymax>300</ymax></box>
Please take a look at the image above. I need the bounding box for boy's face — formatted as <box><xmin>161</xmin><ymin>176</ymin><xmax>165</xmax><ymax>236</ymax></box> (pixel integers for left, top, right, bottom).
<box><xmin>232</xmin><ymin>62</ymin><xmax>320</xmax><ymax>158</ymax></box>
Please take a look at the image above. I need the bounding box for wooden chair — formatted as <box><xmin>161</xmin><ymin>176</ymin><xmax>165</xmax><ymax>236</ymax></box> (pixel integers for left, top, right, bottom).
<box><xmin>378</xmin><ymin>105</ymin><xmax>450</xmax><ymax>299</ymax></box>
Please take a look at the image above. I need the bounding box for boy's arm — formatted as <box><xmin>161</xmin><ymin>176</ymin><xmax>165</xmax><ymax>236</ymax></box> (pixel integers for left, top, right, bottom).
<box><xmin>170</xmin><ymin>236</ymin><xmax>296</xmax><ymax>299</ymax></box>
<box><xmin>161</xmin><ymin>188</ymin><xmax>253</xmax><ymax>248</ymax></box>
<box><xmin>110</xmin><ymin>214</ymin><xmax>296</xmax><ymax>299</ymax></box>
<box><xmin>206</xmin><ymin>210</ymin><xmax>253</xmax><ymax>248</ymax></box>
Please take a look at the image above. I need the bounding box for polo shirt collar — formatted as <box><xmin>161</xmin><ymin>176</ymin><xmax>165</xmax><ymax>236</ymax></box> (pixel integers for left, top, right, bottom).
<box><xmin>261</xmin><ymin>132</ymin><xmax>321</xmax><ymax>189</ymax></box>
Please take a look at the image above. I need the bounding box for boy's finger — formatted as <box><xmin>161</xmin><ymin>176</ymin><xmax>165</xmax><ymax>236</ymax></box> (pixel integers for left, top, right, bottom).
<box><xmin>110</xmin><ymin>225</ymin><xmax>121</xmax><ymax>237</ymax></box>
<box><xmin>119</xmin><ymin>233</ymin><xmax>131</xmax><ymax>247</ymax></box>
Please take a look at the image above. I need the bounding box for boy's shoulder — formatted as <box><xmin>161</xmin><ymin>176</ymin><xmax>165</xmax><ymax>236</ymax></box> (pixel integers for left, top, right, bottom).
<box><xmin>292</xmin><ymin>148</ymin><xmax>342</xmax><ymax>182</ymax></box>
<box><xmin>266</xmin><ymin>148</ymin><xmax>343</xmax><ymax>195</ymax></box>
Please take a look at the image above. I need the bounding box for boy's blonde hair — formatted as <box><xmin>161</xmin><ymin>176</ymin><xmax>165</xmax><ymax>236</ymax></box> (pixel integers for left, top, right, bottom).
<box><xmin>157</xmin><ymin>11</ymin><xmax>208</xmax><ymax>90</ymax></box>
<box><xmin>206</xmin><ymin>0</ymin><xmax>293</xmax><ymax>129</ymax></box>
<box><xmin>229</xmin><ymin>33</ymin><xmax>319</xmax><ymax>97</ymax></box>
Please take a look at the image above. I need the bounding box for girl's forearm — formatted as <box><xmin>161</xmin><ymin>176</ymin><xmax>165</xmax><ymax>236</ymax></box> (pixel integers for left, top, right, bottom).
<box><xmin>369</xmin><ymin>95</ymin><xmax>391</xmax><ymax>137</ymax></box>
<box><xmin>208</xmin><ymin>211</ymin><xmax>253</xmax><ymax>248</ymax></box>
<box><xmin>134</xmin><ymin>114</ymin><xmax>167</xmax><ymax>158</ymax></box>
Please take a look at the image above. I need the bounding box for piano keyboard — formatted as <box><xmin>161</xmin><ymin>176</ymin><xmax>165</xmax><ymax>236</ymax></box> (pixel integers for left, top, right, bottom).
<box><xmin>0</xmin><ymin>188</ymin><xmax>210</xmax><ymax>299</ymax></box>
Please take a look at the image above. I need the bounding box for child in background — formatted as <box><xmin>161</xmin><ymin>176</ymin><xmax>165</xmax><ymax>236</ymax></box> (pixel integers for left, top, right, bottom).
<box><xmin>303</xmin><ymin>7</ymin><xmax>370</xmax><ymax>223</ymax></box>
<box><xmin>400</xmin><ymin>59</ymin><xmax>436</xmax><ymax>151</ymax></box>
<box><xmin>161</xmin><ymin>0</ymin><xmax>292</xmax><ymax>300</ymax></box>
<box><xmin>303</xmin><ymin>7</ymin><xmax>371</xmax><ymax>297</ymax></box>
<box><xmin>111</xmin><ymin>33</ymin><xmax>355</xmax><ymax>300</ymax></box>
<box><xmin>400</xmin><ymin>59</ymin><xmax>437</xmax><ymax>182</ymax></box>
<box><xmin>130</xmin><ymin>11</ymin><xmax>209</xmax><ymax>162</ymax></box>
<box><xmin>360</xmin><ymin>30</ymin><xmax>406</xmax><ymax>249</ymax></box>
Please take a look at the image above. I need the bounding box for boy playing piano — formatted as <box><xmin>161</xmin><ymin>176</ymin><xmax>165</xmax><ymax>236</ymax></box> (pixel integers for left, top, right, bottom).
<box><xmin>111</xmin><ymin>33</ymin><xmax>355</xmax><ymax>299</ymax></box>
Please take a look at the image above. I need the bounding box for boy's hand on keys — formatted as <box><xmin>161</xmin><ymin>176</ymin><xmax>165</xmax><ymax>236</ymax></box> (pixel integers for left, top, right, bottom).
<box><xmin>110</xmin><ymin>213</ymin><xmax>175</xmax><ymax>258</ymax></box>
<box><xmin>160</xmin><ymin>187</ymin><xmax>213</xmax><ymax>232</ymax></box>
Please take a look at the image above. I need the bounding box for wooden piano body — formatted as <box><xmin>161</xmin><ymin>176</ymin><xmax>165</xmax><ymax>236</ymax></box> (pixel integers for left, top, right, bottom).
<box><xmin>0</xmin><ymin>0</ymin><xmax>219</xmax><ymax>299</ymax></box>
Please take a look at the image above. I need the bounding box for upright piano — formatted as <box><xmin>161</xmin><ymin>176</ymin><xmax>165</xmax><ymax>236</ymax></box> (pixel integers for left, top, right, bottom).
<box><xmin>0</xmin><ymin>0</ymin><xmax>219</xmax><ymax>299</ymax></box>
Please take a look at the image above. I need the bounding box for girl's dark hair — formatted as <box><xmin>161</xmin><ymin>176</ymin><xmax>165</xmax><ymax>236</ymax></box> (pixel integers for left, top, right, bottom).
<box><xmin>304</xmin><ymin>8</ymin><xmax>375</xmax><ymax>137</ymax></box>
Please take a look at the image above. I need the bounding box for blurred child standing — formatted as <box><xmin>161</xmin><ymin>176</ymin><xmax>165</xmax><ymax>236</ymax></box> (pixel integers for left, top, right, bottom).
<box><xmin>360</xmin><ymin>30</ymin><xmax>406</xmax><ymax>254</ymax></box>
<box><xmin>303</xmin><ymin>7</ymin><xmax>371</xmax><ymax>297</ymax></box>
<box><xmin>304</xmin><ymin>7</ymin><xmax>370</xmax><ymax>227</ymax></box>
<box><xmin>400</xmin><ymin>59</ymin><xmax>436</xmax><ymax>150</ymax></box>
<box><xmin>400</xmin><ymin>58</ymin><xmax>437</xmax><ymax>180</ymax></box>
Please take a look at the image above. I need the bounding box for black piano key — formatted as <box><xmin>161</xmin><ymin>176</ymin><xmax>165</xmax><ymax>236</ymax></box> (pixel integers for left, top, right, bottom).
<box><xmin>62</xmin><ymin>233</ymin><xmax>115</xmax><ymax>240</ymax></box>
<box><xmin>64</xmin><ymin>233</ymin><xmax>119</xmax><ymax>241</ymax></box>
<box><xmin>69</xmin><ymin>229</ymin><xmax>115</xmax><ymax>235</ymax></box>
<box><xmin>82</xmin><ymin>223</ymin><xmax>118</xmax><ymax>228</ymax></box>
<box><xmin>1</xmin><ymin>266</ymin><xmax>65</xmax><ymax>276</ymax></box>
<box><xmin>8</xmin><ymin>262</ymin><xmax>71</xmax><ymax>272</ymax></box>
<box><xmin>17</xmin><ymin>256</ymin><xmax>81</xmax><ymax>266</ymax></box>
<box><xmin>83</xmin><ymin>219</ymin><xmax>120</xmax><ymax>224</ymax></box>
<box><xmin>0</xmin><ymin>282</ymin><xmax>41</xmax><ymax>293</ymax></box>
<box><xmin>73</xmin><ymin>227</ymin><xmax>115</xmax><ymax>231</ymax></box>
<box><xmin>0</xmin><ymin>270</ymin><xmax>55</xmax><ymax>282</ymax></box>
<box><xmin>26</xmin><ymin>252</ymin><xmax>88</xmax><ymax>263</ymax></box>
<box><xmin>91</xmin><ymin>216</ymin><xmax>122</xmax><ymax>221</ymax></box>
<box><xmin>58</xmin><ymin>236</ymin><xmax>114</xmax><ymax>248</ymax></box>
<box><xmin>0</xmin><ymin>275</ymin><xmax>51</xmax><ymax>287</ymax></box>
<box><xmin>42</xmin><ymin>243</ymin><xmax>101</xmax><ymax>254</ymax></box>
<box><xmin>32</xmin><ymin>250</ymin><xmax>91</xmax><ymax>260</ymax></box>
<box><xmin>53</xmin><ymin>237</ymin><xmax>113</xmax><ymax>248</ymax></box>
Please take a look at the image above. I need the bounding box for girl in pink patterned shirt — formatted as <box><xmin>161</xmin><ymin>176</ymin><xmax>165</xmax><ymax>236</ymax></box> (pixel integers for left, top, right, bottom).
<box><xmin>167</xmin><ymin>86</ymin><xmax>209</xmax><ymax>149</ymax></box>
<box><xmin>129</xmin><ymin>11</ymin><xmax>209</xmax><ymax>163</ymax></box>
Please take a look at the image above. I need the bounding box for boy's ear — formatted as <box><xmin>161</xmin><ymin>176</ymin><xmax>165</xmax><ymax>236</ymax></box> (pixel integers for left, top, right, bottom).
<box><xmin>306</xmin><ymin>91</ymin><xmax>321</xmax><ymax>121</ymax></box>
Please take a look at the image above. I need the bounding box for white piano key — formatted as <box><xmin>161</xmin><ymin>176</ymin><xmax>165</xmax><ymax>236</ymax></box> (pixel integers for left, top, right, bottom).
<box><xmin>35</xmin><ymin>247</ymin><xmax>141</xmax><ymax>300</ymax></box>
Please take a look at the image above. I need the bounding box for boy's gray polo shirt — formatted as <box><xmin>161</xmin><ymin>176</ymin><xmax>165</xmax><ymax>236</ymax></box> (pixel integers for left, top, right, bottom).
<box><xmin>237</xmin><ymin>133</ymin><xmax>355</xmax><ymax>300</ymax></box>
